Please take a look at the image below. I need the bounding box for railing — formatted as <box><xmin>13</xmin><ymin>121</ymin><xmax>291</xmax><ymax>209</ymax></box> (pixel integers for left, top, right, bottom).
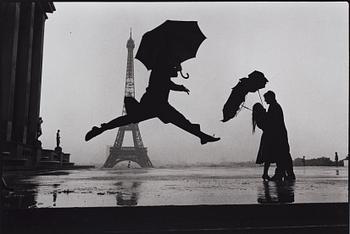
<box><xmin>121</xmin><ymin>147</ymin><xmax>147</xmax><ymax>151</ymax></box>
<box><xmin>111</xmin><ymin>147</ymin><xmax>147</xmax><ymax>151</ymax></box>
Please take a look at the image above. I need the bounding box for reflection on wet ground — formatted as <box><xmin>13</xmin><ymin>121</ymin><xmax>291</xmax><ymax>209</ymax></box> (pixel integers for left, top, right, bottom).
<box><xmin>257</xmin><ymin>180</ymin><xmax>295</xmax><ymax>204</ymax></box>
<box><xmin>116</xmin><ymin>181</ymin><xmax>140</xmax><ymax>206</ymax></box>
<box><xmin>2</xmin><ymin>166</ymin><xmax>348</xmax><ymax>208</ymax></box>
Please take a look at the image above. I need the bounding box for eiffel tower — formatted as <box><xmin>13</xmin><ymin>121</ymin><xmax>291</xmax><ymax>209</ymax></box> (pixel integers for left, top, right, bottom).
<box><xmin>103</xmin><ymin>30</ymin><xmax>152</xmax><ymax>168</ymax></box>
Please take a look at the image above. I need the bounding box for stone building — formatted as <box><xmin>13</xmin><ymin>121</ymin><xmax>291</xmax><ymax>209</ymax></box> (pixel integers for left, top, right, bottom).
<box><xmin>0</xmin><ymin>2</ymin><xmax>56</xmax><ymax>169</ymax></box>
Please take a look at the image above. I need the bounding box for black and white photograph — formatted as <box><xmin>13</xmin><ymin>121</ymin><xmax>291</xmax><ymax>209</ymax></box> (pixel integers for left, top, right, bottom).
<box><xmin>0</xmin><ymin>1</ymin><xmax>348</xmax><ymax>233</ymax></box>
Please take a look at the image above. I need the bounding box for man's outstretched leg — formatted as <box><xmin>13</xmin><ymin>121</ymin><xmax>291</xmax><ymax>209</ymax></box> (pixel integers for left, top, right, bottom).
<box><xmin>160</xmin><ymin>105</ymin><xmax>220</xmax><ymax>145</ymax></box>
<box><xmin>196</xmin><ymin>125</ymin><xmax>221</xmax><ymax>145</ymax></box>
<box><xmin>85</xmin><ymin>115</ymin><xmax>132</xmax><ymax>141</ymax></box>
<box><xmin>85</xmin><ymin>109</ymin><xmax>155</xmax><ymax>141</ymax></box>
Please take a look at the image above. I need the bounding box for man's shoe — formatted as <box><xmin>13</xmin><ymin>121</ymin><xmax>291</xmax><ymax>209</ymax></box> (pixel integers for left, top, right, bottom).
<box><xmin>85</xmin><ymin>126</ymin><xmax>104</xmax><ymax>141</ymax></box>
<box><xmin>200</xmin><ymin>135</ymin><xmax>220</xmax><ymax>145</ymax></box>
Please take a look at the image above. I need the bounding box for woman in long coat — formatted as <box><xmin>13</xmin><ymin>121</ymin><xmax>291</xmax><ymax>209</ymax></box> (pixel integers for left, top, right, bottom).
<box><xmin>252</xmin><ymin>103</ymin><xmax>277</xmax><ymax>180</ymax></box>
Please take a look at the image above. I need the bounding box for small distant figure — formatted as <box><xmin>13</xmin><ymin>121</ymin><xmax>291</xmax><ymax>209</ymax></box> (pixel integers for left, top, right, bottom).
<box><xmin>37</xmin><ymin>117</ymin><xmax>43</xmax><ymax>138</ymax></box>
<box><xmin>263</xmin><ymin>90</ymin><xmax>296</xmax><ymax>182</ymax></box>
<box><xmin>56</xmin><ymin>129</ymin><xmax>61</xmax><ymax>148</ymax></box>
<box><xmin>252</xmin><ymin>103</ymin><xmax>276</xmax><ymax>181</ymax></box>
<box><xmin>302</xmin><ymin>156</ymin><xmax>306</xmax><ymax>166</ymax></box>
<box><xmin>335</xmin><ymin>152</ymin><xmax>339</xmax><ymax>167</ymax></box>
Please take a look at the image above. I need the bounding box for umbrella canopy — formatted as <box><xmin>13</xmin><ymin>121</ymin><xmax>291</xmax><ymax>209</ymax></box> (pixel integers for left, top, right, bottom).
<box><xmin>222</xmin><ymin>70</ymin><xmax>268</xmax><ymax>122</ymax></box>
<box><xmin>135</xmin><ymin>20</ymin><xmax>206</xmax><ymax>71</ymax></box>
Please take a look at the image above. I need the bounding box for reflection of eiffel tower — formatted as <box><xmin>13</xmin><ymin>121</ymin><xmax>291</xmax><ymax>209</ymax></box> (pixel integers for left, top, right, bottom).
<box><xmin>103</xmin><ymin>30</ymin><xmax>152</xmax><ymax>168</ymax></box>
<box><xmin>116</xmin><ymin>182</ymin><xmax>140</xmax><ymax>206</ymax></box>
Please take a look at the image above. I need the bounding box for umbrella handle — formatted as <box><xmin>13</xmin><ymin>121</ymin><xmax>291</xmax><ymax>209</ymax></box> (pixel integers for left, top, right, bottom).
<box><xmin>258</xmin><ymin>90</ymin><xmax>265</xmax><ymax>108</ymax></box>
<box><xmin>180</xmin><ymin>70</ymin><xmax>189</xmax><ymax>79</ymax></box>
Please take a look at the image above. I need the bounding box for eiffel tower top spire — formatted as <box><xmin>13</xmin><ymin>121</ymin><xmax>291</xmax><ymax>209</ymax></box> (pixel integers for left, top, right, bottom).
<box><xmin>124</xmin><ymin>29</ymin><xmax>136</xmax><ymax>112</ymax></box>
<box><xmin>127</xmin><ymin>28</ymin><xmax>135</xmax><ymax>49</ymax></box>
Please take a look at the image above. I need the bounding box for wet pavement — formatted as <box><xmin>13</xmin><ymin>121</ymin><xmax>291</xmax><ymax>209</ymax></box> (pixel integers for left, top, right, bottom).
<box><xmin>2</xmin><ymin>166</ymin><xmax>348</xmax><ymax>208</ymax></box>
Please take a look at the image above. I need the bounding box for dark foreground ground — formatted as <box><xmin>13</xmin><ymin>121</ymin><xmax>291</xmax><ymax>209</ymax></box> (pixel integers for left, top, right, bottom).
<box><xmin>2</xmin><ymin>202</ymin><xmax>348</xmax><ymax>234</ymax></box>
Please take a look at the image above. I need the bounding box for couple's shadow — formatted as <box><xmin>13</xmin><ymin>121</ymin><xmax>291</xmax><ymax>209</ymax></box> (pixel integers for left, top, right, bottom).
<box><xmin>257</xmin><ymin>180</ymin><xmax>295</xmax><ymax>204</ymax></box>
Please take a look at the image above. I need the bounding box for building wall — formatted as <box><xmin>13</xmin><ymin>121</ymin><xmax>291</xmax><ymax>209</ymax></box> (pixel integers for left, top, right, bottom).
<box><xmin>0</xmin><ymin>2</ymin><xmax>55</xmax><ymax>168</ymax></box>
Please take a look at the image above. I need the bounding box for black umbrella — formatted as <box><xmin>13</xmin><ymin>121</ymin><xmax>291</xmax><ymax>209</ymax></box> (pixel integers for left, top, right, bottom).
<box><xmin>135</xmin><ymin>20</ymin><xmax>206</xmax><ymax>78</ymax></box>
<box><xmin>222</xmin><ymin>70</ymin><xmax>268</xmax><ymax>122</ymax></box>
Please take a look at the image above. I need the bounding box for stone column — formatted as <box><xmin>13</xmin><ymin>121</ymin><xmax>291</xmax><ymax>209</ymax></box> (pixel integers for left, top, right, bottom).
<box><xmin>0</xmin><ymin>3</ymin><xmax>20</xmax><ymax>146</ymax></box>
<box><xmin>12</xmin><ymin>2</ymin><xmax>35</xmax><ymax>145</ymax></box>
<box><xmin>27</xmin><ymin>4</ymin><xmax>46</xmax><ymax>147</ymax></box>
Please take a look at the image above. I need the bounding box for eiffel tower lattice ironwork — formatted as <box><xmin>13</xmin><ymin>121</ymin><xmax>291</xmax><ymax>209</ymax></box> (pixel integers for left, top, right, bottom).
<box><xmin>103</xmin><ymin>30</ymin><xmax>152</xmax><ymax>168</ymax></box>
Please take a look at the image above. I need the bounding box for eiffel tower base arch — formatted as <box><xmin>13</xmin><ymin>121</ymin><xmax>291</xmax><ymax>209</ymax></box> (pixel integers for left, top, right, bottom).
<box><xmin>103</xmin><ymin>146</ymin><xmax>153</xmax><ymax>168</ymax></box>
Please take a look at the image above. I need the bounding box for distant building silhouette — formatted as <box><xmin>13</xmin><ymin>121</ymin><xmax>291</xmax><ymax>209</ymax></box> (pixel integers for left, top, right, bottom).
<box><xmin>294</xmin><ymin>156</ymin><xmax>344</xmax><ymax>167</ymax></box>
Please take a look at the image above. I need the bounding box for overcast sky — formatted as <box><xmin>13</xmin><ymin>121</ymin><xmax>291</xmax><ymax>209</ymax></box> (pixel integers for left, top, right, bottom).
<box><xmin>40</xmin><ymin>2</ymin><xmax>348</xmax><ymax>166</ymax></box>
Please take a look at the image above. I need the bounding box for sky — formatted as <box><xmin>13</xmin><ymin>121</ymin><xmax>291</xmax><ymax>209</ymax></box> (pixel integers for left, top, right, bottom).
<box><xmin>40</xmin><ymin>2</ymin><xmax>348</xmax><ymax>166</ymax></box>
